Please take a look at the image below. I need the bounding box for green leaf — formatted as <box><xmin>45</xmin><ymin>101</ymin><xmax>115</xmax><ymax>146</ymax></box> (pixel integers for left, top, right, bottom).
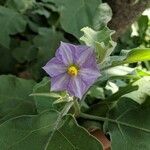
<box><xmin>99</xmin><ymin>66</ymin><xmax>135</xmax><ymax>83</ymax></box>
<box><xmin>32</xmin><ymin>77</ymin><xmax>68</xmax><ymax>112</ymax></box>
<box><xmin>33</xmin><ymin>28</ymin><xmax>64</xmax><ymax>60</ymax></box>
<box><xmin>32</xmin><ymin>7</ymin><xmax>50</xmax><ymax>18</ymax></box>
<box><xmin>32</xmin><ymin>77</ymin><xmax>54</xmax><ymax>112</ymax></box>
<box><xmin>0</xmin><ymin>75</ymin><xmax>36</xmax><ymax>119</ymax></box>
<box><xmin>80</xmin><ymin>26</ymin><xmax>114</xmax><ymax>46</ymax></box>
<box><xmin>93</xmin><ymin>3</ymin><xmax>112</xmax><ymax>30</ymax></box>
<box><xmin>137</xmin><ymin>15</ymin><xmax>148</xmax><ymax>38</ymax></box>
<box><xmin>41</xmin><ymin>0</ymin><xmax>61</xmax><ymax>3</ymax></box>
<box><xmin>105</xmin><ymin>98</ymin><xmax>150</xmax><ymax>150</ymax></box>
<box><xmin>6</xmin><ymin>0</ymin><xmax>35</xmax><ymax>13</ymax></box>
<box><xmin>0</xmin><ymin>101</ymin><xmax>37</xmax><ymax>123</ymax></box>
<box><xmin>53</xmin><ymin>0</ymin><xmax>102</xmax><ymax>38</ymax></box>
<box><xmin>80</xmin><ymin>26</ymin><xmax>116</xmax><ymax>63</ymax></box>
<box><xmin>12</xmin><ymin>41</ymin><xmax>38</xmax><ymax>63</ymax></box>
<box><xmin>0</xmin><ymin>110</ymin><xmax>102</xmax><ymax>150</ymax></box>
<box><xmin>31</xmin><ymin>28</ymin><xmax>64</xmax><ymax>80</ymax></box>
<box><xmin>112</xmin><ymin>48</ymin><xmax>150</xmax><ymax>67</ymax></box>
<box><xmin>0</xmin><ymin>0</ymin><xmax>6</xmax><ymax>5</ymax></box>
<box><xmin>0</xmin><ymin>45</ymin><xmax>15</xmax><ymax>73</ymax></box>
<box><xmin>123</xmin><ymin>76</ymin><xmax>150</xmax><ymax>104</ymax></box>
<box><xmin>0</xmin><ymin>6</ymin><xmax>26</xmax><ymax>48</ymax></box>
<box><xmin>106</xmin><ymin>84</ymin><xmax>138</xmax><ymax>102</ymax></box>
<box><xmin>88</xmin><ymin>85</ymin><xmax>105</xmax><ymax>99</ymax></box>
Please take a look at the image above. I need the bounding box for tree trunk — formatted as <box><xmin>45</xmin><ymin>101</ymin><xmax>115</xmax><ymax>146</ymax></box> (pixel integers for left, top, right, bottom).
<box><xmin>104</xmin><ymin>0</ymin><xmax>150</xmax><ymax>40</ymax></box>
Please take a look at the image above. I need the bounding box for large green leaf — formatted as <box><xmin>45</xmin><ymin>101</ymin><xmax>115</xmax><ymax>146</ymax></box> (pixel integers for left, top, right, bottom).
<box><xmin>105</xmin><ymin>98</ymin><xmax>150</xmax><ymax>150</ymax></box>
<box><xmin>51</xmin><ymin>0</ymin><xmax>102</xmax><ymax>38</ymax></box>
<box><xmin>0</xmin><ymin>110</ymin><xmax>102</xmax><ymax>150</ymax></box>
<box><xmin>81</xmin><ymin>98</ymin><xmax>150</xmax><ymax>150</ymax></box>
<box><xmin>0</xmin><ymin>6</ymin><xmax>26</xmax><ymax>47</ymax></box>
<box><xmin>0</xmin><ymin>75</ymin><xmax>36</xmax><ymax>119</ymax></box>
<box><xmin>0</xmin><ymin>101</ymin><xmax>37</xmax><ymax>123</ymax></box>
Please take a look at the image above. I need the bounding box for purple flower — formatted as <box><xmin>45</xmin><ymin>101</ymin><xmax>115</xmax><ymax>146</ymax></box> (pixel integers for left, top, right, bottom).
<box><xmin>43</xmin><ymin>42</ymin><xmax>100</xmax><ymax>99</ymax></box>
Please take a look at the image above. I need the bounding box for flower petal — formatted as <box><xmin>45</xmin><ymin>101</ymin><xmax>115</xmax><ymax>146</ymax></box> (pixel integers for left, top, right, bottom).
<box><xmin>75</xmin><ymin>46</ymin><xmax>94</xmax><ymax>67</ymax></box>
<box><xmin>82</xmin><ymin>53</ymin><xmax>98</xmax><ymax>69</ymax></box>
<box><xmin>67</xmin><ymin>76</ymin><xmax>87</xmax><ymax>99</ymax></box>
<box><xmin>74</xmin><ymin>45</ymin><xmax>90</xmax><ymax>57</ymax></box>
<box><xmin>51</xmin><ymin>73</ymin><xmax>70</xmax><ymax>91</ymax></box>
<box><xmin>42</xmin><ymin>57</ymin><xmax>67</xmax><ymax>77</ymax></box>
<box><xmin>56</xmin><ymin>42</ymin><xmax>75</xmax><ymax>65</ymax></box>
<box><xmin>79</xmin><ymin>68</ymin><xmax>100</xmax><ymax>85</ymax></box>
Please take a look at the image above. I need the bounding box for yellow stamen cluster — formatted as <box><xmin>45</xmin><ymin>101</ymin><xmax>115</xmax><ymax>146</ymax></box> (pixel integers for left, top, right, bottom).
<box><xmin>67</xmin><ymin>65</ymin><xmax>78</xmax><ymax>76</ymax></box>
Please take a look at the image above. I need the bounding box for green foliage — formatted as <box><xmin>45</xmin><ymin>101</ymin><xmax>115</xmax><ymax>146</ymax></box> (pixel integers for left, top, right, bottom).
<box><xmin>12</xmin><ymin>41</ymin><xmax>38</xmax><ymax>63</ymax></box>
<box><xmin>0</xmin><ymin>110</ymin><xmax>103</xmax><ymax>150</ymax></box>
<box><xmin>80</xmin><ymin>26</ymin><xmax>116</xmax><ymax>63</ymax></box>
<box><xmin>105</xmin><ymin>98</ymin><xmax>150</xmax><ymax>150</ymax></box>
<box><xmin>0</xmin><ymin>0</ymin><xmax>150</xmax><ymax>149</ymax></box>
<box><xmin>32</xmin><ymin>77</ymin><xmax>56</xmax><ymax>112</ymax></box>
<box><xmin>0</xmin><ymin>45</ymin><xmax>15</xmax><ymax>73</ymax></box>
<box><xmin>34</xmin><ymin>28</ymin><xmax>64</xmax><ymax>60</ymax></box>
<box><xmin>124</xmin><ymin>76</ymin><xmax>150</xmax><ymax>104</ymax></box>
<box><xmin>6</xmin><ymin>0</ymin><xmax>35</xmax><ymax>13</ymax></box>
<box><xmin>0</xmin><ymin>75</ymin><xmax>36</xmax><ymax>121</ymax></box>
<box><xmin>111</xmin><ymin>48</ymin><xmax>150</xmax><ymax>67</ymax></box>
<box><xmin>93</xmin><ymin>3</ymin><xmax>112</xmax><ymax>30</ymax></box>
<box><xmin>50</xmin><ymin>0</ymin><xmax>103</xmax><ymax>38</ymax></box>
<box><xmin>0</xmin><ymin>6</ymin><xmax>26</xmax><ymax>48</ymax></box>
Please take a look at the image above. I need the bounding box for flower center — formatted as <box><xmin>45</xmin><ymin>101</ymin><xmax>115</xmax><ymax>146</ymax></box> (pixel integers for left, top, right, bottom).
<box><xmin>67</xmin><ymin>65</ymin><xmax>78</xmax><ymax>76</ymax></box>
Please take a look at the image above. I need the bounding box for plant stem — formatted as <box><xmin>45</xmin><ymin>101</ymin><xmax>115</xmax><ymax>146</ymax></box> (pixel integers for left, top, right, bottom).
<box><xmin>80</xmin><ymin>112</ymin><xmax>119</xmax><ymax>124</ymax></box>
<box><xmin>80</xmin><ymin>113</ymin><xmax>150</xmax><ymax>133</ymax></box>
<box><xmin>73</xmin><ymin>98</ymin><xmax>80</xmax><ymax>117</ymax></box>
<box><xmin>80</xmin><ymin>113</ymin><xmax>107</xmax><ymax>122</ymax></box>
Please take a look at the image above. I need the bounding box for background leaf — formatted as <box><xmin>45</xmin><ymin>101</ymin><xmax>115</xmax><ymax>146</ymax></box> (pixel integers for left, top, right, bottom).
<box><xmin>6</xmin><ymin>0</ymin><xmax>35</xmax><ymax>13</ymax></box>
<box><xmin>0</xmin><ymin>6</ymin><xmax>26</xmax><ymax>47</ymax></box>
<box><xmin>52</xmin><ymin>0</ymin><xmax>102</xmax><ymax>38</ymax></box>
<box><xmin>12</xmin><ymin>41</ymin><xmax>38</xmax><ymax>63</ymax></box>
<box><xmin>33</xmin><ymin>28</ymin><xmax>64</xmax><ymax>60</ymax></box>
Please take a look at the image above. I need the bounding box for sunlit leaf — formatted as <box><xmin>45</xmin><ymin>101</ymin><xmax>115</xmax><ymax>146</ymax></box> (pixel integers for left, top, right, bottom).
<box><xmin>80</xmin><ymin>26</ymin><xmax>116</xmax><ymax>63</ymax></box>
<box><xmin>112</xmin><ymin>48</ymin><xmax>150</xmax><ymax>67</ymax></box>
<box><xmin>124</xmin><ymin>76</ymin><xmax>150</xmax><ymax>104</ymax></box>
